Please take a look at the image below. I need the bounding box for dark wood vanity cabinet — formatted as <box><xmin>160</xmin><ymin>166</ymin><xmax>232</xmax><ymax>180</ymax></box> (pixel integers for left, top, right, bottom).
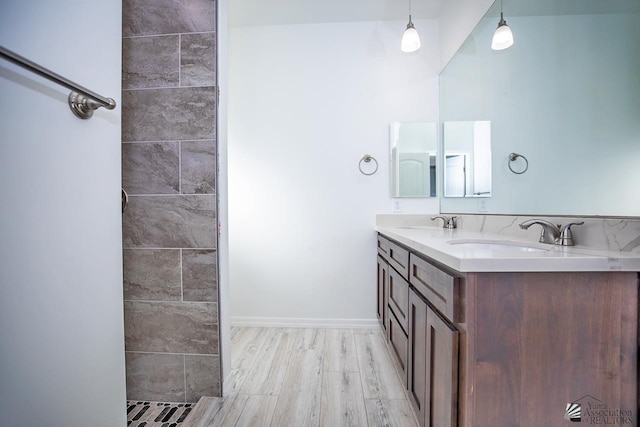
<box><xmin>377</xmin><ymin>232</ymin><xmax>639</xmax><ymax>427</ymax></box>
<box><xmin>378</xmin><ymin>234</ymin><xmax>458</xmax><ymax>425</ymax></box>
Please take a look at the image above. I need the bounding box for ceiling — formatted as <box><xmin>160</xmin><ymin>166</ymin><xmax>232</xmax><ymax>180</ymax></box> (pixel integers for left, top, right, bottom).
<box><xmin>230</xmin><ymin>0</ymin><xmax>640</xmax><ymax>28</ymax></box>
<box><xmin>485</xmin><ymin>0</ymin><xmax>640</xmax><ymax>17</ymax></box>
<box><xmin>229</xmin><ymin>0</ymin><xmax>447</xmax><ymax>27</ymax></box>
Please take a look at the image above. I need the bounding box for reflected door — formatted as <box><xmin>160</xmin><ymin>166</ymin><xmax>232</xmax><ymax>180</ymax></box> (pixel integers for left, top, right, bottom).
<box><xmin>399</xmin><ymin>153</ymin><xmax>434</xmax><ymax>197</ymax></box>
<box><xmin>445</xmin><ymin>154</ymin><xmax>467</xmax><ymax>197</ymax></box>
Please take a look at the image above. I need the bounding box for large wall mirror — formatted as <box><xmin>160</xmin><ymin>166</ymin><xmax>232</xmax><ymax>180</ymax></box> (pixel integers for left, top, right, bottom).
<box><xmin>390</xmin><ymin>122</ymin><xmax>437</xmax><ymax>198</ymax></box>
<box><xmin>439</xmin><ymin>0</ymin><xmax>640</xmax><ymax>216</ymax></box>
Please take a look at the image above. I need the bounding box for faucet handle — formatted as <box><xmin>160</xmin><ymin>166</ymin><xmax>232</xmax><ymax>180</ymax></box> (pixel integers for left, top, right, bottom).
<box><xmin>558</xmin><ymin>221</ymin><xmax>584</xmax><ymax>246</ymax></box>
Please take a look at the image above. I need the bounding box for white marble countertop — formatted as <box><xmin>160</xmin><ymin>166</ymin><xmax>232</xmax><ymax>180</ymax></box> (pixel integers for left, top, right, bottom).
<box><xmin>376</xmin><ymin>225</ymin><xmax>640</xmax><ymax>272</ymax></box>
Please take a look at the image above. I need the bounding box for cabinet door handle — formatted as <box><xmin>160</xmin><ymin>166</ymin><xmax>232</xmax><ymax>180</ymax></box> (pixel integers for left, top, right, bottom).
<box><xmin>122</xmin><ymin>188</ymin><xmax>128</xmax><ymax>213</ymax></box>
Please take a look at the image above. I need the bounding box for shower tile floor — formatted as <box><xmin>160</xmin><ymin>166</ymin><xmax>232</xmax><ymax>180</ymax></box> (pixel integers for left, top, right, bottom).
<box><xmin>127</xmin><ymin>401</ymin><xmax>194</xmax><ymax>426</ymax></box>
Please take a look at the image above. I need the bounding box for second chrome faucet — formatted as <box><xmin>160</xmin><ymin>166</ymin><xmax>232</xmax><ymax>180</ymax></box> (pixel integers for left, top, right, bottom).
<box><xmin>432</xmin><ymin>215</ymin><xmax>457</xmax><ymax>229</ymax></box>
<box><xmin>519</xmin><ymin>219</ymin><xmax>584</xmax><ymax>246</ymax></box>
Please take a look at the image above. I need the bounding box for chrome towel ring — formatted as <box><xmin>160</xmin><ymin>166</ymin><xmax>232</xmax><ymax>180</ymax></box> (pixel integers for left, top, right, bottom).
<box><xmin>508</xmin><ymin>152</ymin><xmax>529</xmax><ymax>174</ymax></box>
<box><xmin>359</xmin><ymin>154</ymin><xmax>378</xmax><ymax>176</ymax></box>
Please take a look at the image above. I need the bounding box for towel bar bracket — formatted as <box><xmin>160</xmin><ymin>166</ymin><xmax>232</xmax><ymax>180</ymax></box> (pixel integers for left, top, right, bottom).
<box><xmin>69</xmin><ymin>91</ymin><xmax>116</xmax><ymax>120</ymax></box>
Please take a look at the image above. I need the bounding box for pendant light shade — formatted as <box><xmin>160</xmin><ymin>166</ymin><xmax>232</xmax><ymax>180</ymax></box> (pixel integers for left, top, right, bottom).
<box><xmin>401</xmin><ymin>17</ymin><xmax>421</xmax><ymax>53</ymax></box>
<box><xmin>491</xmin><ymin>12</ymin><xmax>514</xmax><ymax>50</ymax></box>
<box><xmin>401</xmin><ymin>0</ymin><xmax>420</xmax><ymax>53</ymax></box>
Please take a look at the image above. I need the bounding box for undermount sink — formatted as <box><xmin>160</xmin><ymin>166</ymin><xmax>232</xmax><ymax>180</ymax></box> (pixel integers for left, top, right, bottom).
<box><xmin>446</xmin><ymin>239</ymin><xmax>550</xmax><ymax>252</ymax></box>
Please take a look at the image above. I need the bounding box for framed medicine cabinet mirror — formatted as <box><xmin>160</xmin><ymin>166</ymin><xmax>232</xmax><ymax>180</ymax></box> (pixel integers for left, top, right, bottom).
<box><xmin>390</xmin><ymin>121</ymin><xmax>437</xmax><ymax>198</ymax></box>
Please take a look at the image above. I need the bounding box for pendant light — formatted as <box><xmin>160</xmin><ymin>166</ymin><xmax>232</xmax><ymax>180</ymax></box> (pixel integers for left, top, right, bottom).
<box><xmin>401</xmin><ymin>0</ymin><xmax>420</xmax><ymax>53</ymax></box>
<box><xmin>491</xmin><ymin>0</ymin><xmax>514</xmax><ymax>50</ymax></box>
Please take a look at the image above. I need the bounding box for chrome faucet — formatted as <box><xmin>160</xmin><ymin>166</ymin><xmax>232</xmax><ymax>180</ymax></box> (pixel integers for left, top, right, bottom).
<box><xmin>432</xmin><ymin>215</ymin><xmax>457</xmax><ymax>229</ymax></box>
<box><xmin>519</xmin><ymin>219</ymin><xmax>583</xmax><ymax>246</ymax></box>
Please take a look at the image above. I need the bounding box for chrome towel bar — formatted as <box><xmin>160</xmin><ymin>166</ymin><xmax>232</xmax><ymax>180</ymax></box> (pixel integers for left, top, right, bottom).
<box><xmin>0</xmin><ymin>45</ymin><xmax>116</xmax><ymax>119</ymax></box>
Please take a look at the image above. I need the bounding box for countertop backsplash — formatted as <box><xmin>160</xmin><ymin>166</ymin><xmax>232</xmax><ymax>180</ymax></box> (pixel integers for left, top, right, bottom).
<box><xmin>376</xmin><ymin>214</ymin><xmax>640</xmax><ymax>253</ymax></box>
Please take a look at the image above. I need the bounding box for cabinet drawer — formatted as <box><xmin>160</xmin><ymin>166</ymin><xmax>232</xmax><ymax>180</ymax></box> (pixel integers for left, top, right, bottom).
<box><xmin>388</xmin><ymin>266</ymin><xmax>409</xmax><ymax>334</ymax></box>
<box><xmin>378</xmin><ymin>235</ymin><xmax>410</xmax><ymax>280</ymax></box>
<box><xmin>409</xmin><ymin>254</ymin><xmax>460</xmax><ymax>323</ymax></box>
<box><xmin>377</xmin><ymin>234</ymin><xmax>390</xmax><ymax>259</ymax></box>
<box><xmin>387</xmin><ymin>311</ymin><xmax>408</xmax><ymax>387</ymax></box>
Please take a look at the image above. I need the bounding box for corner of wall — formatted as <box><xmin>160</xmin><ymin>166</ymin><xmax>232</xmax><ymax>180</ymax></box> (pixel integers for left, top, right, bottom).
<box><xmin>438</xmin><ymin>0</ymin><xmax>494</xmax><ymax>72</ymax></box>
<box><xmin>216</xmin><ymin>0</ymin><xmax>232</xmax><ymax>392</ymax></box>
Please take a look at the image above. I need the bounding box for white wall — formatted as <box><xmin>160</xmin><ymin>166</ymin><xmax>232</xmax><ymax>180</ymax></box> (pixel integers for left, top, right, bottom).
<box><xmin>0</xmin><ymin>2</ymin><xmax>126</xmax><ymax>426</ymax></box>
<box><xmin>228</xmin><ymin>19</ymin><xmax>440</xmax><ymax>326</ymax></box>
<box><xmin>438</xmin><ymin>0</ymin><xmax>494</xmax><ymax>70</ymax></box>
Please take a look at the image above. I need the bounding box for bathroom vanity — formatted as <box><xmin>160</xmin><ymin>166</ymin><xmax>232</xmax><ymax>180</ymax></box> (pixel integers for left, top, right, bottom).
<box><xmin>376</xmin><ymin>225</ymin><xmax>639</xmax><ymax>427</ymax></box>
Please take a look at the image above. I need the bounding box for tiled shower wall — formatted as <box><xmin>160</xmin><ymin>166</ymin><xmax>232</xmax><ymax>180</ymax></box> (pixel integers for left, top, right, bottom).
<box><xmin>121</xmin><ymin>0</ymin><xmax>220</xmax><ymax>402</ymax></box>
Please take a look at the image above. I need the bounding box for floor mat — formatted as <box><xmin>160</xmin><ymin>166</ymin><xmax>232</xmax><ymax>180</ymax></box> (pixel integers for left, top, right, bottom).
<box><xmin>127</xmin><ymin>401</ymin><xmax>194</xmax><ymax>426</ymax></box>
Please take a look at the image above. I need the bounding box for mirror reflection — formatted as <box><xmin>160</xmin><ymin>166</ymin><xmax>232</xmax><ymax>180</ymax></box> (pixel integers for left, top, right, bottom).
<box><xmin>443</xmin><ymin>121</ymin><xmax>492</xmax><ymax>197</ymax></box>
<box><xmin>439</xmin><ymin>1</ymin><xmax>640</xmax><ymax>216</ymax></box>
<box><xmin>390</xmin><ymin>122</ymin><xmax>437</xmax><ymax>198</ymax></box>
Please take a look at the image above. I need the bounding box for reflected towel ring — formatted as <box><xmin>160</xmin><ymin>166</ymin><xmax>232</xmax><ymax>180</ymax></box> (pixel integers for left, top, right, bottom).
<box><xmin>508</xmin><ymin>152</ymin><xmax>529</xmax><ymax>174</ymax></box>
<box><xmin>359</xmin><ymin>154</ymin><xmax>378</xmax><ymax>176</ymax></box>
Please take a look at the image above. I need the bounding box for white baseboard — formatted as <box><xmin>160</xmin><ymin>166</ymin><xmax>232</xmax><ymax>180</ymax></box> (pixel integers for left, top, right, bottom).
<box><xmin>230</xmin><ymin>316</ymin><xmax>380</xmax><ymax>329</ymax></box>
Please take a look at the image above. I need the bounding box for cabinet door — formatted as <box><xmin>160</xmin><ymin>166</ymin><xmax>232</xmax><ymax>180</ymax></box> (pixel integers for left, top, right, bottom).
<box><xmin>408</xmin><ymin>288</ymin><xmax>428</xmax><ymax>425</ymax></box>
<box><xmin>387</xmin><ymin>311</ymin><xmax>408</xmax><ymax>387</ymax></box>
<box><xmin>425</xmin><ymin>307</ymin><xmax>459</xmax><ymax>427</ymax></box>
<box><xmin>409</xmin><ymin>288</ymin><xmax>459</xmax><ymax>427</ymax></box>
<box><xmin>388</xmin><ymin>266</ymin><xmax>409</xmax><ymax>333</ymax></box>
<box><xmin>377</xmin><ymin>256</ymin><xmax>389</xmax><ymax>330</ymax></box>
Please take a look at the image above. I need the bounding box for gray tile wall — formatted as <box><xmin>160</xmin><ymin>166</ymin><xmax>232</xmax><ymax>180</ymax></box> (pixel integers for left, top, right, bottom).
<box><xmin>122</xmin><ymin>0</ymin><xmax>220</xmax><ymax>403</ymax></box>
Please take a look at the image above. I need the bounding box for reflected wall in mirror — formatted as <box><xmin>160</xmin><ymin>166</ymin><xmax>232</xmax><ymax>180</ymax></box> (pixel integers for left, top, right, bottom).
<box><xmin>444</xmin><ymin>121</ymin><xmax>492</xmax><ymax>197</ymax></box>
<box><xmin>390</xmin><ymin>122</ymin><xmax>437</xmax><ymax>198</ymax></box>
<box><xmin>439</xmin><ymin>0</ymin><xmax>640</xmax><ymax>216</ymax></box>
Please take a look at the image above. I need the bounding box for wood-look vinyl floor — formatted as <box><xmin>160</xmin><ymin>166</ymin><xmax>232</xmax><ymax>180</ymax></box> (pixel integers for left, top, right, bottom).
<box><xmin>184</xmin><ymin>327</ymin><xmax>417</xmax><ymax>427</ymax></box>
